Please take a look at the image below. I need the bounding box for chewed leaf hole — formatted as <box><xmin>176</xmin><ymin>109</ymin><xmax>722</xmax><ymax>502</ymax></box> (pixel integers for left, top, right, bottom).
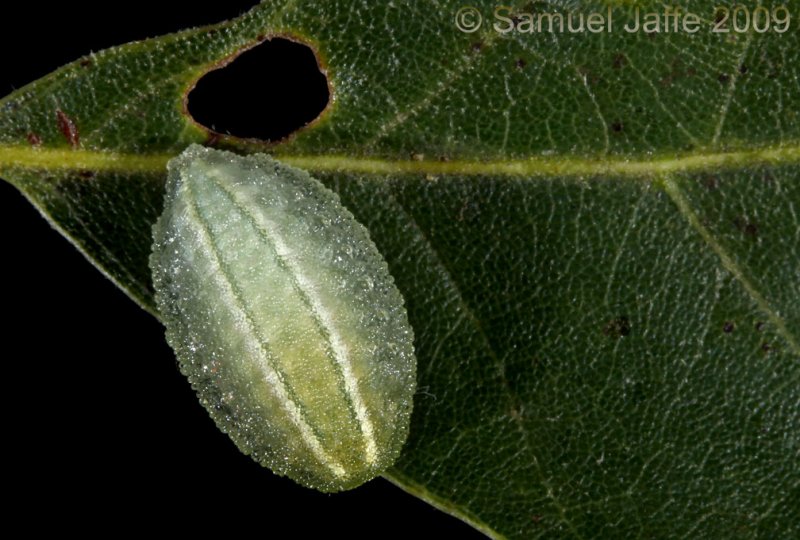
<box><xmin>188</xmin><ymin>38</ymin><xmax>330</xmax><ymax>142</ymax></box>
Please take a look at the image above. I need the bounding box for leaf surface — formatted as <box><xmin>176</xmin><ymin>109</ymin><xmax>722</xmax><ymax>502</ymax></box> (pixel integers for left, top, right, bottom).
<box><xmin>1</xmin><ymin>1</ymin><xmax>798</xmax><ymax>537</ymax></box>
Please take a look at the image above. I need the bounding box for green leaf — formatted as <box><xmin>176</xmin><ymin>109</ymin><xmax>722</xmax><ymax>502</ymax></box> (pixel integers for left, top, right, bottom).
<box><xmin>1</xmin><ymin>1</ymin><xmax>798</xmax><ymax>537</ymax></box>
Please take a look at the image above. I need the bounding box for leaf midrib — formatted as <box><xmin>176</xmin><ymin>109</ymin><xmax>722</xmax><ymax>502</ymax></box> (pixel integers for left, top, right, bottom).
<box><xmin>0</xmin><ymin>142</ymin><xmax>799</xmax><ymax>178</ymax></box>
<box><xmin>4</xmin><ymin>141</ymin><xmax>796</xmax><ymax>356</ymax></box>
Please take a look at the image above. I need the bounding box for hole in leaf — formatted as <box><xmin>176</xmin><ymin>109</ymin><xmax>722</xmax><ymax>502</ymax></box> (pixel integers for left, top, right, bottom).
<box><xmin>188</xmin><ymin>38</ymin><xmax>330</xmax><ymax>142</ymax></box>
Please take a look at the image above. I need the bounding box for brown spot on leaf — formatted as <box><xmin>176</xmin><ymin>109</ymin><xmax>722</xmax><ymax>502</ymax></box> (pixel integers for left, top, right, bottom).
<box><xmin>723</xmin><ymin>321</ymin><xmax>735</xmax><ymax>334</ymax></box>
<box><xmin>611</xmin><ymin>121</ymin><xmax>624</xmax><ymax>133</ymax></box>
<box><xmin>515</xmin><ymin>58</ymin><xmax>527</xmax><ymax>70</ymax></box>
<box><xmin>612</xmin><ymin>53</ymin><xmax>627</xmax><ymax>69</ymax></box>
<box><xmin>755</xmin><ymin>321</ymin><xmax>765</xmax><ymax>332</ymax></box>
<box><xmin>80</xmin><ymin>58</ymin><xmax>93</xmax><ymax>68</ymax></box>
<box><xmin>603</xmin><ymin>316</ymin><xmax>631</xmax><ymax>339</ymax></box>
<box><xmin>733</xmin><ymin>216</ymin><xmax>759</xmax><ymax>238</ymax></box>
<box><xmin>26</xmin><ymin>132</ymin><xmax>42</xmax><ymax>147</ymax></box>
<box><xmin>78</xmin><ymin>170</ymin><xmax>95</xmax><ymax>179</ymax></box>
<box><xmin>702</xmin><ymin>175</ymin><xmax>719</xmax><ymax>190</ymax></box>
<box><xmin>761</xmin><ymin>342</ymin><xmax>772</xmax><ymax>354</ymax></box>
<box><xmin>718</xmin><ymin>73</ymin><xmax>731</xmax><ymax>85</ymax></box>
<box><xmin>206</xmin><ymin>132</ymin><xmax>221</xmax><ymax>147</ymax></box>
<box><xmin>471</xmin><ymin>41</ymin><xmax>484</xmax><ymax>53</ymax></box>
<box><xmin>739</xmin><ymin>64</ymin><xmax>748</xmax><ymax>75</ymax></box>
<box><xmin>56</xmin><ymin>109</ymin><xmax>80</xmax><ymax>148</ymax></box>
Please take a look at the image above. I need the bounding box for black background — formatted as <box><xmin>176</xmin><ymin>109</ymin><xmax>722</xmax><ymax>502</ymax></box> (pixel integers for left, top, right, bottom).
<box><xmin>1</xmin><ymin>2</ymin><xmax>484</xmax><ymax>536</ymax></box>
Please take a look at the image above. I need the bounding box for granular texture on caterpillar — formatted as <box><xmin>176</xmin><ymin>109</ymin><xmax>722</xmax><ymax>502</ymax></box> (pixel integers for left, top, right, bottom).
<box><xmin>150</xmin><ymin>144</ymin><xmax>416</xmax><ymax>492</ymax></box>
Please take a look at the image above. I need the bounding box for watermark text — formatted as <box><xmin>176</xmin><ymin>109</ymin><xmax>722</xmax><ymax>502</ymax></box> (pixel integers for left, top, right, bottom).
<box><xmin>455</xmin><ymin>4</ymin><xmax>792</xmax><ymax>34</ymax></box>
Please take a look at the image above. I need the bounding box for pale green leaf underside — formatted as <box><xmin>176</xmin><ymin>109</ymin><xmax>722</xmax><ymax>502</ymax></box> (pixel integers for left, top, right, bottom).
<box><xmin>0</xmin><ymin>1</ymin><xmax>798</xmax><ymax>538</ymax></box>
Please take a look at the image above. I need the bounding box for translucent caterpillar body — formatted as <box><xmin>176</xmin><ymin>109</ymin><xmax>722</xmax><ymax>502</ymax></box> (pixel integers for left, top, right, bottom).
<box><xmin>150</xmin><ymin>145</ymin><xmax>416</xmax><ymax>492</ymax></box>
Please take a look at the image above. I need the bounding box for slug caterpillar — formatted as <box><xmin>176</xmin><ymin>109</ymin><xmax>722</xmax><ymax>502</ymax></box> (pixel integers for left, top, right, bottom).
<box><xmin>150</xmin><ymin>145</ymin><xmax>416</xmax><ymax>492</ymax></box>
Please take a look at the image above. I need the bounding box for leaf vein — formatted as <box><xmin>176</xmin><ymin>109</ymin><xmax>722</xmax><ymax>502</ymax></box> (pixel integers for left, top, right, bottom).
<box><xmin>662</xmin><ymin>175</ymin><xmax>800</xmax><ymax>356</ymax></box>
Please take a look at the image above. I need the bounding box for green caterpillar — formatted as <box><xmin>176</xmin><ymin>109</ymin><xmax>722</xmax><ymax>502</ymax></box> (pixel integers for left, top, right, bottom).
<box><xmin>150</xmin><ymin>145</ymin><xmax>416</xmax><ymax>492</ymax></box>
